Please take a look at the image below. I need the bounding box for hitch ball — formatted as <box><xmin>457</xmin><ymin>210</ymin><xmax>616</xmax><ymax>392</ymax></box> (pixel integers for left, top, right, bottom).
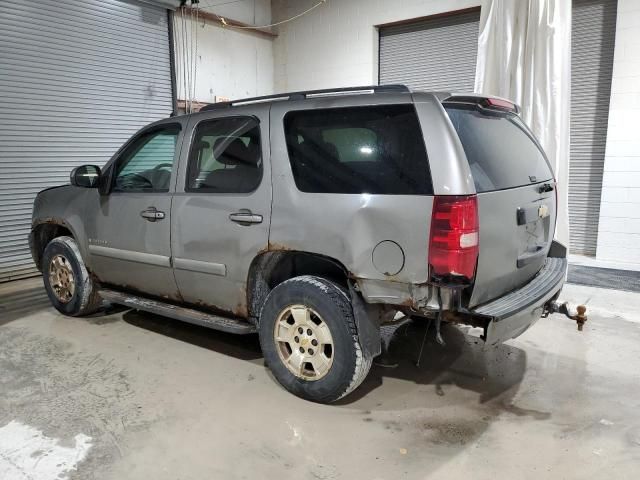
<box><xmin>574</xmin><ymin>305</ymin><xmax>587</xmax><ymax>331</ymax></box>
<box><xmin>548</xmin><ymin>302</ymin><xmax>587</xmax><ymax>331</ymax></box>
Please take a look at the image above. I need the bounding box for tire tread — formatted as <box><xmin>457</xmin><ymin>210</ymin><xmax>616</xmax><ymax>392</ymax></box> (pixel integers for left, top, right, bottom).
<box><xmin>260</xmin><ymin>275</ymin><xmax>372</xmax><ymax>403</ymax></box>
<box><xmin>43</xmin><ymin>236</ymin><xmax>101</xmax><ymax>316</ymax></box>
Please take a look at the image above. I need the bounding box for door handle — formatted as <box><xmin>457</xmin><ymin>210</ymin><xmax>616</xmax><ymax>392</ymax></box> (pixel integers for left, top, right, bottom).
<box><xmin>140</xmin><ymin>207</ymin><xmax>165</xmax><ymax>222</ymax></box>
<box><xmin>229</xmin><ymin>211</ymin><xmax>263</xmax><ymax>225</ymax></box>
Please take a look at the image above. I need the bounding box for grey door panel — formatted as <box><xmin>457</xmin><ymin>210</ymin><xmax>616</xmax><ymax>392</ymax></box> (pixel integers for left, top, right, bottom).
<box><xmin>173</xmin><ymin>258</ymin><xmax>227</xmax><ymax>276</ymax></box>
<box><xmin>83</xmin><ymin>123</ymin><xmax>184</xmax><ymax>298</ymax></box>
<box><xmin>88</xmin><ymin>245</ymin><xmax>171</xmax><ymax>268</ymax></box>
<box><xmin>171</xmin><ymin>105</ymin><xmax>272</xmax><ymax>316</ymax></box>
<box><xmin>85</xmin><ymin>193</ymin><xmax>178</xmax><ymax>298</ymax></box>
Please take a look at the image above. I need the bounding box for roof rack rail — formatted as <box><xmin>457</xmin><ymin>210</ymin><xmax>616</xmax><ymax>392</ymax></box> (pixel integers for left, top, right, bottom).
<box><xmin>200</xmin><ymin>84</ymin><xmax>410</xmax><ymax>111</ymax></box>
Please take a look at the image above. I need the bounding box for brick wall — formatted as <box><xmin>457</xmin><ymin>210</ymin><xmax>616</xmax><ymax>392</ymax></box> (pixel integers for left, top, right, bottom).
<box><xmin>597</xmin><ymin>0</ymin><xmax>640</xmax><ymax>266</ymax></box>
<box><xmin>271</xmin><ymin>0</ymin><xmax>480</xmax><ymax>92</ymax></box>
<box><xmin>174</xmin><ymin>0</ymin><xmax>274</xmax><ymax>103</ymax></box>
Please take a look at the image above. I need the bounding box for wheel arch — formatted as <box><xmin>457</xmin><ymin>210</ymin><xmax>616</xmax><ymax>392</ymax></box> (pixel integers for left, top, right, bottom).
<box><xmin>246</xmin><ymin>250</ymin><xmax>351</xmax><ymax>321</ymax></box>
<box><xmin>29</xmin><ymin>219</ymin><xmax>77</xmax><ymax>271</ymax></box>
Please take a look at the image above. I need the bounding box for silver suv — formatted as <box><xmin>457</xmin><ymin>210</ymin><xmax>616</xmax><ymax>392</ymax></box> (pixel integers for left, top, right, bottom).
<box><xmin>30</xmin><ymin>85</ymin><xmax>567</xmax><ymax>403</ymax></box>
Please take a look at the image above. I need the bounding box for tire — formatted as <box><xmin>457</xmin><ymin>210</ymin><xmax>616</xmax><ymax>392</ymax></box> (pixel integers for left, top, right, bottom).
<box><xmin>42</xmin><ymin>236</ymin><xmax>102</xmax><ymax>316</ymax></box>
<box><xmin>258</xmin><ymin>275</ymin><xmax>372</xmax><ymax>403</ymax></box>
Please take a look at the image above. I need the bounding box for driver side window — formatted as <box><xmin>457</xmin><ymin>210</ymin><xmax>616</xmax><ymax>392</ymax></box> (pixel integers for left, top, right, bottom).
<box><xmin>113</xmin><ymin>125</ymin><xmax>180</xmax><ymax>192</ymax></box>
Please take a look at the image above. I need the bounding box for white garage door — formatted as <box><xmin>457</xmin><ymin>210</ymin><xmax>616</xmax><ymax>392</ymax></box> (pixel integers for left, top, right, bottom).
<box><xmin>378</xmin><ymin>9</ymin><xmax>481</xmax><ymax>92</ymax></box>
<box><xmin>569</xmin><ymin>0</ymin><xmax>617</xmax><ymax>255</ymax></box>
<box><xmin>0</xmin><ymin>0</ymin><xmax>174</xmax><ymax>282</ymax></box>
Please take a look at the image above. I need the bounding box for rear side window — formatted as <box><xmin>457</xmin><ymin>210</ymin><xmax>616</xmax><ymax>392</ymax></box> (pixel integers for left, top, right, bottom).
<box><xmin>186</xmin><ymin>116</ymin><xmax>262</xmax><ymax>193</ymax></box>
<box><xmin>445</xmin><ymin>106</ymin><xmax>553</xmax><ymax>192</ymax></box>
<box><xmin>284</xmin><ymin>105</ymin><xmax>432</xmax><ymax>195</ymax></box>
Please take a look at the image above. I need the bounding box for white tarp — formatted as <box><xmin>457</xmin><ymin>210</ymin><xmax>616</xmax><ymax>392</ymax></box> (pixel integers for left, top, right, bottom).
<box><xmin>474</xmin><ymin>0</ymin><xmax>571</xmax><ymax>246</ymax></box>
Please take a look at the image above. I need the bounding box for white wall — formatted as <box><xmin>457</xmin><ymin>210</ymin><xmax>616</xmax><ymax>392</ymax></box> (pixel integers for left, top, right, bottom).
<box><xmin>597</xmin><ymin>0</ymin><xmax>640</xmax><ymax>267</ymax></box>
<box><xmin>272</xmin><ymin>0</ymin><xmax>480</xmax><ymax>92</ymax></box>
<box><xmin>173</xmin><ymin>0</ymin><xmax>274</xmax><ymax>103</ymax></box>
<box><xmin>175</xmin><ymin>0</ymin><xmax>637</xmax><ymax>268</ymax></box>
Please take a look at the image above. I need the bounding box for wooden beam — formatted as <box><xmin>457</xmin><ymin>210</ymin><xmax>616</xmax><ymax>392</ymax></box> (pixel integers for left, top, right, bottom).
<box><xmin>176</xmin><ymin>99</ymin><xmax>208</xmax><ymax>112</ymax></box>
<box><xmin>375</xmin><ymin>6</ymin><xmax>481</xmax><ymax>29</ymax></box>
<box><xmin>180</xmin><ymin>6</ymin><xmax>277</xmax><ymax>39</ymax></box>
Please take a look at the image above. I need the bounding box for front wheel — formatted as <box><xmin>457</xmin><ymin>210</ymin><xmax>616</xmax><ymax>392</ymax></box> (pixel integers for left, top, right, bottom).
<box><xmin>258</xmin><ymin>276</ymin><xmax>372</xmax><ymax>403</ymax></box>
<box><xmin>42</xmin><ymin>236</ymin><xmax>102</xmax><ymax>316</ymax></box>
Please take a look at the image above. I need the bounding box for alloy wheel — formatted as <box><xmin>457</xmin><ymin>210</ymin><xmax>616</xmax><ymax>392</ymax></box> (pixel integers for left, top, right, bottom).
<box><xmin>273</xmin><ymin>304</ymin><xmax>334</xmax><ymax>380</ymax></box>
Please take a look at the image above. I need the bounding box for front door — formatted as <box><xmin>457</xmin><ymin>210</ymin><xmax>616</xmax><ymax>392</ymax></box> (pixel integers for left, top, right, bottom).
<box><xmin>86</xmin><ymin>123</ymin><xmax>182</xmax><ymax>299</ymax></box>
<box><xmin>171</xmin><ymin>110</ymin><xmax>271</xmax><ymax>317</ymax></box>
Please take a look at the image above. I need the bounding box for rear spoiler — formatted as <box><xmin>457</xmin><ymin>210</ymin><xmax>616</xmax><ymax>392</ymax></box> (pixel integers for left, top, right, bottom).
<box><xmin>441</xmin><ymin>94</ymin><xmax>521</xmax><ymax>115</ymax></box>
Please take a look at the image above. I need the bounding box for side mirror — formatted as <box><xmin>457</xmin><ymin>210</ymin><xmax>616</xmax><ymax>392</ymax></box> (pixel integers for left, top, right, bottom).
<box><xmin>70</xmin><ymin>165</ymin><xmax>101</xmax><ymax>188</ymax></box>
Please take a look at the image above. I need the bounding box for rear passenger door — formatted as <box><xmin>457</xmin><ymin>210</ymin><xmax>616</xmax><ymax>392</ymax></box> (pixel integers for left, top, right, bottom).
<box><xmin>171</xmin><ymin>108</ymin><xmax>271</xmax><ymax>317</ymax></box>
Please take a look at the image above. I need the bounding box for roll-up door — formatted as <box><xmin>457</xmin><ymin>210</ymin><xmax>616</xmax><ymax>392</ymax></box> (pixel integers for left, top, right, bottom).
<box><xmin>379</xmin><ymin>9</ymin><xmax>481</xmax><ymax>92</ymax></box>
<box><xmin>569</xmin><ymin>0</ymin><xmax>617</xmax><ymax>255</ymax></box>
<box><xmin>0</xmin><ymin>0</ymin><xmax>174</xmax><ymax>281</ymax></box>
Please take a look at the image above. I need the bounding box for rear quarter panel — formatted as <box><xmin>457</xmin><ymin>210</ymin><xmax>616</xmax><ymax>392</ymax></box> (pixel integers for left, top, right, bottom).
<box><xmin>268</xmin><ymin>93</ymin><xmax>435</xmax><ymax>284</ymax></box>
<box><xmin>411</xmin><ymin>92</ymin><xmax>475</xmax><ymax>196</ymax></box>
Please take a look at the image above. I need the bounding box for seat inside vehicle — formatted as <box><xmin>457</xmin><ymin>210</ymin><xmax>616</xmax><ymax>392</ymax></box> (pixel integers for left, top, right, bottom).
<box><xmin>193</xmin><ymin>136</ymin><xmax>261</xmax><ymax>193</ymax></box>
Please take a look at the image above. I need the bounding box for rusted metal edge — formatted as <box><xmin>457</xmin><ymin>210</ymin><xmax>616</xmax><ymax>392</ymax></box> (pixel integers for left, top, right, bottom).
<box><xmin>99</xmin><ymin>288</ymin><xmax>256</xmax><ymax>335</ymax></box>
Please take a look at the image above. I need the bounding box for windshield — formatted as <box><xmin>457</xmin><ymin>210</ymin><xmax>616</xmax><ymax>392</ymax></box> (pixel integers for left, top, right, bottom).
<box><xmin>445</xmin><ymin>105</ymin><xmax>553</xmax><ymax>192</ymax></box>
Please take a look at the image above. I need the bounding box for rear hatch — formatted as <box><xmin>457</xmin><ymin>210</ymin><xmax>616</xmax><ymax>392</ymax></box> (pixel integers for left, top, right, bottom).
<box><xmin>443</xmin><ymin>98</ymin><xmax>557</xmax><ymax>308</ymax></box>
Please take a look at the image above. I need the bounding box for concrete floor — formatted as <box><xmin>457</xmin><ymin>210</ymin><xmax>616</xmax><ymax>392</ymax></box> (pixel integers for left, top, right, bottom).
<box><xmin>1</xmin><ymin>278</ymin><xmax>639</xmax><ymax>480</ymax></box>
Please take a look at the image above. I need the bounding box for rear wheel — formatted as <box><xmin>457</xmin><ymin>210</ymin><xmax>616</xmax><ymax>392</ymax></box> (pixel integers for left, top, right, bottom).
<box><xmin>259</xmin><ymin>275</ymin><xmax>372</xmax><ymax>403</ymax></box>
<box><xmin>42</xmin><ymin>236</ymin><xmax>102</xmax><ymax>316</ymax></box>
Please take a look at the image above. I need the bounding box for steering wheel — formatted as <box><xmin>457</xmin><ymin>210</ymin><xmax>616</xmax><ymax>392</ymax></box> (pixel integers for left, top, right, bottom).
<box><xmin>153</xmin><ymin>163</ymin><xmax>173</xmax><ymax>171</ymax></box>
<box><xmin>121</xmin><ymin>172</ymin><xmax>154</xmax><ymax>189</ymax></box>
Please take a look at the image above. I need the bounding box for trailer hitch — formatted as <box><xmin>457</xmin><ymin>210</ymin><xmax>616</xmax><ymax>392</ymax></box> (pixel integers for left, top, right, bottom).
<box><xmin>547</xmin><ymin>301</ymin><xmax>588</xmax><ymax>331</ymax></box>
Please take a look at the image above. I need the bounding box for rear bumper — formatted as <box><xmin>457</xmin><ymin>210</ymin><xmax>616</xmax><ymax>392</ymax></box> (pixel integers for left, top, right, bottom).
<box><xmin>470</xmin><ymin>252</ymin><xmax>567</xmax><ymax>345</ymax></box>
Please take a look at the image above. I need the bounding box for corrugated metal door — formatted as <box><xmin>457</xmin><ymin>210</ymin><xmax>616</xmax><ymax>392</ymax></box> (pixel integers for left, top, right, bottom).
<box><xmin>0</xmin><ymin>0</ymin><xmax>173</xmax><ymax>281</ymax></box>
<box><xmin>569</xmin><ymin>0</ymin><xmax>617</xmax><ymax>255</ymax></box>
<box><xmin>379</xmin><ymin>10</ymin><xmax>481</xmax><ymax>92</ymax></box>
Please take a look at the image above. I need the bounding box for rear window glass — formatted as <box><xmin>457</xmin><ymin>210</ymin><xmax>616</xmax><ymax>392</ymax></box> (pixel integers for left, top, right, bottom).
<box><xmin>445</xmin><ymin>106</ymin><xmax>553</xmax><ymax>192</ymax></box>
<box><xmin>284</xmin><ymin>105</ymin><xmax>432</xmax><ymax>195</ymax></box>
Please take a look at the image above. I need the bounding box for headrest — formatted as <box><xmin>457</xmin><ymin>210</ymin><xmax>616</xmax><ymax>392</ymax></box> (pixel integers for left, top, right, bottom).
<box><xmin>213</xmin><ymin>137</ymin><xmax>248</xmax><ymax>165</ymax></box>
<box><xmin>213</xmin><ymin>137</ymin><xmax>260</xmax><ymax>166</ymax></box>
<box><xmin>320</xmin><ymin>141</ymin><xmax>340</xmax><ymax>162</ymax></box>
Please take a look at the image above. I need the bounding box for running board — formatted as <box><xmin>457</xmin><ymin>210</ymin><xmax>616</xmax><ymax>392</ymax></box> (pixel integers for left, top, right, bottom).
<box><xmin>98</xmin><ymin>289</ymin><xmax>256</xmax><ymax>335</ymax></box>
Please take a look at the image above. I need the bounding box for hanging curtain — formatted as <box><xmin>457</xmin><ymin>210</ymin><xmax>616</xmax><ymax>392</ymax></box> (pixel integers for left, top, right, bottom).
<box><xmin>475</xmin><ymin>0</ymin><xmax>571</xmax><ymax>246</ymax></box>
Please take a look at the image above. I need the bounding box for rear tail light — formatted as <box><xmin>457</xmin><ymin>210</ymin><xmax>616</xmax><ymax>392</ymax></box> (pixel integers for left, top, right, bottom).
<box><xmin>429</xmin><ymin>195</ymin><xmax>479</xmax><ymax>284</ymax></box>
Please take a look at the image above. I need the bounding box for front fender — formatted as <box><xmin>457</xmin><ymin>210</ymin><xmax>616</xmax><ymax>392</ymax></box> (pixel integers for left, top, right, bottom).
<box><xmin>31</xmin><ymin>185</ymin><xmax>93</xmax><ymax>268</ymax></box>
